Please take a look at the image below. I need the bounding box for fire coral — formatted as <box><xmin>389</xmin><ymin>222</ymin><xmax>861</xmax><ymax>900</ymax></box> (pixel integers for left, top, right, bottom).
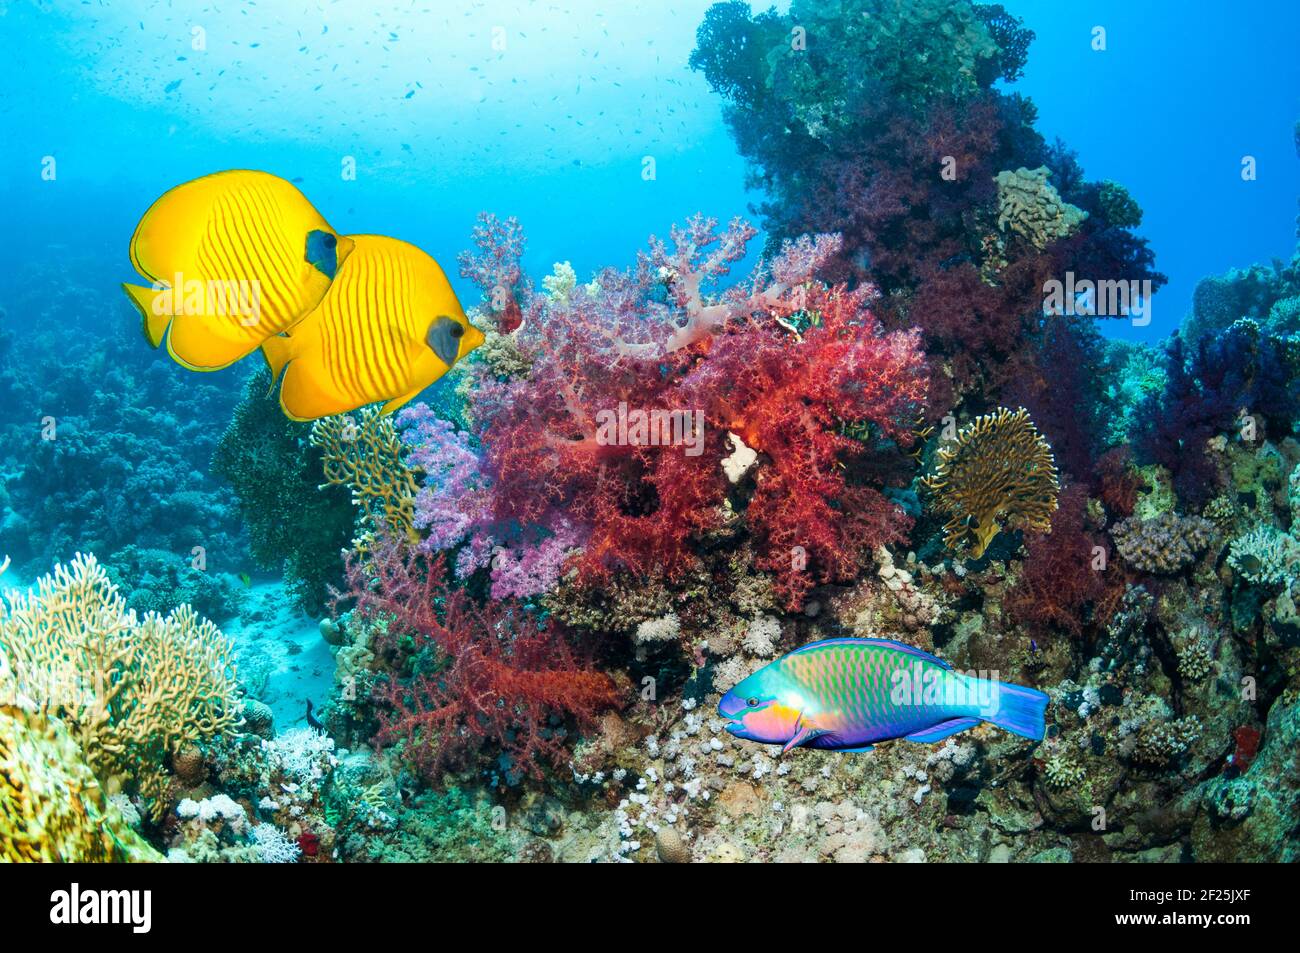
<box><xmin>923</xmin><ymin>407</ymin><xmax>1059</xmax><ymax>558</ymax></box>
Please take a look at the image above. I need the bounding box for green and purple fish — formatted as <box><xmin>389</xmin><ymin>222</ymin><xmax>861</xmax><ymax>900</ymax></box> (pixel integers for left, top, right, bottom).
<box><xmin>719</xmin><ymin>637</ymin><xmax>1048</xmax><ymax>754</ymax></box>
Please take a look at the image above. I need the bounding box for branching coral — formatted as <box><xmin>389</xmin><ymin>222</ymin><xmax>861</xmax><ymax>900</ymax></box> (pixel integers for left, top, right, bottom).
<box><xmin>0</xmin><ymin>553</ymin><xmax>241</xmax><ymax>818</ymax></box>
<box><xmin>312</xmin><ymin>408</ymin><xmax>421</xmax><ymax>548</ymax></box>
<box><xmin>1228</xmin><ymin>526</ymin><xmax>1300</xmax><ymax>586</ymax></box>
<box><xmin>342</xmin><ymin>537</ymin><xmax>619</xmax><ymax>783</ymax></box>
<box><xmin>0</xmin><ymin>704</ymin><xmax>162</xmax><ymax>862</ymax></box>
<box><xmin>923</xmin><ymin>407</ymin><xmax>1059</xmax><ymax>558</ymax></box>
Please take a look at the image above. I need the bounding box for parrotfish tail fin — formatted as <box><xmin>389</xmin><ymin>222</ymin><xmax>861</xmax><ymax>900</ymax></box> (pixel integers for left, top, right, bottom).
<box><xmin>984</xmin><ymin>680</ymin><xmax>1049</xmax><ymax>741</ymax></box>
<box><xmin>123</xmin><ymin>282</ymin><xmax>171</xmax><ymax>348</ymax></box>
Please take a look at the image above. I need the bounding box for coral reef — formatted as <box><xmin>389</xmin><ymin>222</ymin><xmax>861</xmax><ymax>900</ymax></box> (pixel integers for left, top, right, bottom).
<box><xmin>340</xmin><ymin>536</ymin><xmax>620</xmax><ymax>783</ymax></box>
<box><xmin>311</xmin><ymin>407</ymin><xmax>421</xmax><ymax>548</ymax></box>
<box><xmin>994</xmin><ymin>166</ymin><xmax>1087</xmax><ymax>251</ymax></box>
<box><xmin>212</xmin><ymin>369</ymin><xmax>356</xmax><ymax>615</ymax></box>
<box><xmin>690</xmin><ymin>0</ymin><xmax>1163</xmax><ymax>400</ymax></box>
<box><xmin>422</xmin><ymin>212</ymin><xmax>928</xmax><ymax>612</ymax></box>
<box><xmin>0</xmin><ymin>704</ymin><xmax>162</xmax><ymax>862</ymax></box>
<box><xmin>0</xmin><ymin>553</ymin><xmax>242</xmax><ymax>817</ymax></box>
<box><xmin>1111</xmin><ymin>512</ymin><xmax>1216</xmax><ymax>574</ymax></box>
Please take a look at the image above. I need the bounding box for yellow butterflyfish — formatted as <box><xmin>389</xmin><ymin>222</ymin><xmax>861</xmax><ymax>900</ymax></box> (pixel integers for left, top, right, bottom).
<box><xmin>121</xmin><ymin>169</ymin><xmax>354</xmax><ymax>371</ymax></box>
<box><xmin>260</xmin><ymin>234</ymin><xmax>485</xmax><ymax>421</ymax></box>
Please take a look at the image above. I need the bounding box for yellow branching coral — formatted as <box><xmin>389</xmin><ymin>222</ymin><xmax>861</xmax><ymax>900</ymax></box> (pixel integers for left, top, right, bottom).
<box><xmin>0</xmin><ymin>553</ymin><xmax>241</xmax><ymax>819</ymax></box>
<box><xmin>922</xmin><ymin>407</ymin><xmax>1059</xmax><ymax>558</ymax></box>
<box><xmin>1</xmin><ymin>705</ymin><xmax>162</xmax><ymax>862</ymax></box>
<box><xmin>311</xmin><ymin>407</ymin><xmax>419</xmax><ymax>546</ymax></box>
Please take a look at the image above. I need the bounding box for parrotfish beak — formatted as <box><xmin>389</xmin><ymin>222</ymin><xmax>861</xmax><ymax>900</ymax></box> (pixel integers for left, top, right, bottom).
<box><xmin>717</xmin><ymin>694</ymin><xmax>748</xmax><ymax>736</ymax></box>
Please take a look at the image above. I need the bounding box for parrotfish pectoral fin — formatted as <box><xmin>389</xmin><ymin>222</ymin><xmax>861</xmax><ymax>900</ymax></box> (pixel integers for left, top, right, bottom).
<box><xmin>122</xmin><ymin>282</ymin><xmax>171</xmax><ymax>348</ymax></box>
<box><xmin>781</xmin><ymin>718</ymin><xmax>828</xmax><ymax>755</ymax></box>
<box><xmin>904</xmin><ymin>717</ymin><xmax>981</xmax><ymax>744</ymax></box>
<box><xmin>984</xmin><ymin>680</ymin><xmax>1050</xmax><ymax>742</ymax></box>
<box><xmin>834</xmin><ymin>745</ymin><xmax>876</xmax><ymax>754</ymax></box>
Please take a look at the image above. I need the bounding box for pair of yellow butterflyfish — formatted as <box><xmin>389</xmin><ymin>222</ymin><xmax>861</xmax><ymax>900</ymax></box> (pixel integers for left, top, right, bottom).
<box><xmin>121</xmin><ymin>170</ymin><xmax>484</xmax><ymax>421</ymax></box>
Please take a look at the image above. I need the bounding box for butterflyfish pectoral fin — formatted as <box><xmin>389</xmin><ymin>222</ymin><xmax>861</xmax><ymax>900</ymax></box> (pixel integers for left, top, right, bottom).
<box><xmin>122</xmin><ymin>282</ymin><xmax>171</xmax><ymax>348</ymax></box>
<box><xmin>379</xmin><ymin>386</ymin><xmax>424</xmax><ymax>417</ymax></box>
<box><xmin>260</xmin><ymin>332</ymin><xmax>295</xmax><ymax>385</ymax></box>
<box><xmin>903</xmin><ymin>717</ymin><xmax>981</xmax><ymax>744</ymax></box>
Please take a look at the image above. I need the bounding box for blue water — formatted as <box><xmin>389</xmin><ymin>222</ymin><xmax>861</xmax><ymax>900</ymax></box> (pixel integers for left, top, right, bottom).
<box><xmin>3</xmin><ymin>1</ymin><xmax>1296</xmax><ymax>343</ymax></box>
<box><xmin>1001</xmin><ymin>0</ymin><xmax>1300</xmax><ymax>341</ymax></box>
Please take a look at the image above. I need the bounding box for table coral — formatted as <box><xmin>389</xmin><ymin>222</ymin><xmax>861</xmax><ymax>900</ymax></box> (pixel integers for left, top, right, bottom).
<box><xmin>0</xmin><ymin>553</ymin><xmax>242</xmax><ymax>818</ymax></box>
<box><xmin>922</xmin><ymin>407</ymin><xmax>1060</xmax><ymax>558</ymax></box>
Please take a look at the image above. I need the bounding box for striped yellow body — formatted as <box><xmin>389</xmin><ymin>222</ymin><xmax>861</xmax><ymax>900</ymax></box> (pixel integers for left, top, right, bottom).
<box><xmin>123</xmin><ymin>170</ymin><xmax>350</xmax><ymax>370</ymax></box>
<box><xmin>262</xmin><ymin>234</ymin><xmax>483</xmax><ymax>421</ymax></box>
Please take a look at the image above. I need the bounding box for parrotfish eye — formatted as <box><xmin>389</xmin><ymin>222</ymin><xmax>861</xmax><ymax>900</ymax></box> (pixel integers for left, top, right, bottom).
<box><xmin>746</xmin><ymin>697</ymin><xmax>759</xmax><ymax>708</ymax></box>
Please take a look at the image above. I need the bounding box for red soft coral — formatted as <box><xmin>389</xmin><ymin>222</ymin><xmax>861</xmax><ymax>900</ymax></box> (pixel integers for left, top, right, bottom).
<box><xmin>682</xmin><ymin>282</ymin><xmax>927</xmax><ymax>607</ymax></box>
<box><xmin>342</xmin><ymin>536</ymin><xmax>618</xmax><ymax>782</ymax></box>
<box><xmin>458</xmin><ymin>214</ymin><xmax>927</xmax><ymax>608</ymax></box>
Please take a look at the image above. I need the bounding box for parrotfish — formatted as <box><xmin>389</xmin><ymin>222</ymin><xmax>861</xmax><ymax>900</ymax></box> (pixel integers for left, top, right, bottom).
<box><xmin>719</xmin><ymin>637</ymin><xmax>1048</xmax><ymax>754</ymax></box>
